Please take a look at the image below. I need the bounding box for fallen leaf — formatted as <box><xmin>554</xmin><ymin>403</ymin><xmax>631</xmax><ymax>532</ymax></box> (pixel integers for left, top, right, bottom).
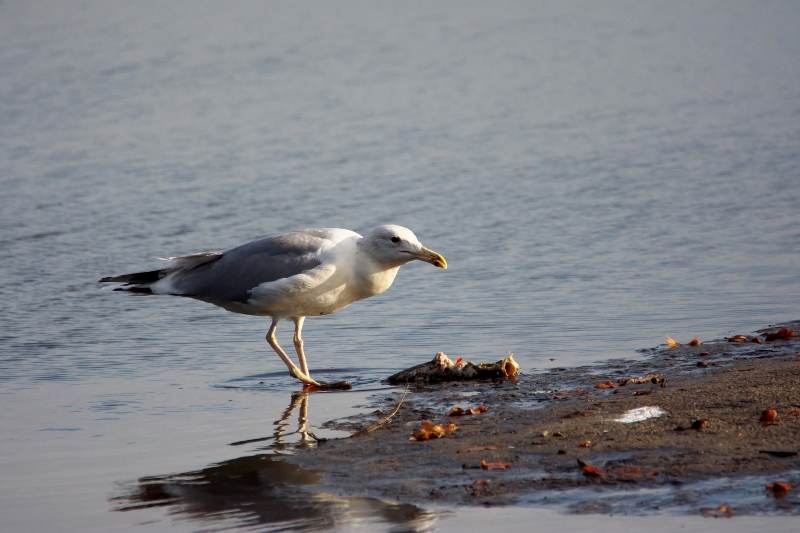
<box><xmin>751</xmin><ymin>336</ymin><xmax>762</xmax><ymax>343</ymax></box>
<box><xmin>666</xmin><ymin>335</ymin><xmax>680</xmax><ymax>347</ymax></box>
<box><xmin>595</xmin><ymin>381</ymin><xmax>617</xmax><ymax>389</ymax></box>
<box><xmin>575</xmin><ymin>388</ymin><xmax>590</xmax><ymax>395</ymax></box>
<box><xmin>466</xmin><ymin>479</ymin><xmax>490</xmax><ymax>490</ymax></box>
<box><xmin>410</xmin><ymin>421</ymin><xmax>457</xmax><ymax>440</ymax></box>
<box><xmin>688</xmin><ymin>337</ymin><xmax>700</xmax><ymax>346</ymax></box>
<box><xmin>576</xmin><ymin>459</ymin><xmax>602</xmax><ymax>477</ymax></box>
<box><xmin>788</xmin><ymin>408</ymin><xmax>800</xmax><ymax>416</ymax></box>
<box><xmin>617</xmin><ymin>379</ymin><xmax>629</xmax><ymax>386</ymax></box>
<box><xmin>564</xmin><ymin>411</ymin><xmax>588</xmax><ymax>419</ymax></box>
<box><xmin>410</xmin><ymin>429</ymin><xmax>434</xmax><ymax>441</ymax></box>
<box><xmin>760</xmin><ymin>409</ymin><xmax>778</xmax><ymax>425</ymax></box>
<box><xmin>481</xmin><ymin>459</ymin><xmax>511</xmax><ymax>470</ymax></box>
<box><xmin>457</xmin><ymin>445</ymin><xmax>501</xmax><ymax>454</ymax></box>
<box><xmin>699</xmin><ymin>352</ymin><xmax>710</xmax><ymax>356</ymax></box>
<box><xmin>579</xmin><ymin>440</ymin><xmax>597</xmax><ymax>447</ymax></box>
<box><xmin>448</xmin><ymin>406</ymin><xmax>488</xmax><ymax>417</ymax></box>
<box><xmin>582</xmin><ymin>466</ymin><xmax>602</xmax><ymax>477</ymax></box>
<box><xmin>629</xmin><ymin>374</ymin><xmax>666</xmax><ymax>384</ymax></box>
<box><xmin>726</xmin><ymin>335</ymin><xmax>749</xmax><ymax>343</ymax></box>
<box><xmin>700</xmin><ymin>503</ymin><xmax>732</xmax><ymax>518</ymax></box>
<box><xmin>766</xmin><ymin>482</ymin><xmax>792</xmax><ymax>497</ymax></box>
<box><xmin>633</xmin><ymin>390</ymin><xmax>653</xmax><ymax>396</ymax></box>
<box><xmin>691</xmin><ymin>419</ymin><xmax>709</xmax><ymax>431</ymax></box>
<box><xmin>765</xmin><ymin>328</ymin><xmax>796</xmax><ymax>342</ymax></box>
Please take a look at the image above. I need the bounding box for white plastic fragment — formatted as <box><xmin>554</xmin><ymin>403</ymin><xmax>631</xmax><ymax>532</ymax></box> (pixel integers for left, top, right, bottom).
<box><xmin>614</xmin><ymin>406</ymin><xmax>666</xmax><ymax>423</ymax></box>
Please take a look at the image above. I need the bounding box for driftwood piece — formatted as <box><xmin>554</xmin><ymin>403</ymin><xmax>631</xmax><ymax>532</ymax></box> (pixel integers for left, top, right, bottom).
<box><xmin>387</xmin><ymin>352</ymin><xmax>519</xmax><ymax>384</ymax></box>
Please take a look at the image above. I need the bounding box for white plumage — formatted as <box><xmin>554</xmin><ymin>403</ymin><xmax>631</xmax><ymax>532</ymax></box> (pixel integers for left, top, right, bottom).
<box><xmin>100</xmin><ymin>225</ymin><xmax>446</xmax><ymax>388</ymax></box>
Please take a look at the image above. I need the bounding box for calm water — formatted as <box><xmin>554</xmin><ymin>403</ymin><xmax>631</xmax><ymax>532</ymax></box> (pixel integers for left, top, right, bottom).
<box><xmin>1</xmin><ymin>1</ymin><xmax>799</xmax><ymax>531</ymax></box>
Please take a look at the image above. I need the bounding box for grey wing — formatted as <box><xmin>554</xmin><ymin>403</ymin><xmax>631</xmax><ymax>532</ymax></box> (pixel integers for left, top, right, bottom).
<box><xmin>159</xmin><ymin>230</ymin><xmax>329</xmax><ymax>304</ymax></box>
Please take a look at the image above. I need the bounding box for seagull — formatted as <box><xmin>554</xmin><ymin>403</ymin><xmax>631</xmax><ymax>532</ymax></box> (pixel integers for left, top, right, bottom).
<box><xmin>99</xmin><ymin>225</ymin><xmax>446</xmax><ymax>388</ymax></box>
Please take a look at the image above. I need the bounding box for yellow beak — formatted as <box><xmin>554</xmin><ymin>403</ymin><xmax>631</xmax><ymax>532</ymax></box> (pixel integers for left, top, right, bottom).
<box><xmin>407</xmin><ymin>246</ymin><xmax>447</xmax><ymax>269</ymax></box>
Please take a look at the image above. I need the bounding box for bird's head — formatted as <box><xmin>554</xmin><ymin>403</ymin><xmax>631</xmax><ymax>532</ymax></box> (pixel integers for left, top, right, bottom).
<box><xmin>360</xmin><ymin>225</ymin><xmax>447</xmax><ymax>270</ymax></box>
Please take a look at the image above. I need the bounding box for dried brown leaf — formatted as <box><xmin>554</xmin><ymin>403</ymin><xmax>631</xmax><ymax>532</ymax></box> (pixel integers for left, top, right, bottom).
<box><xmin>760</xmin><ymin>409</ymin><xmax>778</xmax><ymax>425</ymax></box>
<box><xmin>700</xmin><ymin>503</ymin><xmax>732</xmax><ymax>518</ymax></box>
<box><xmin>765</xmin><ymin>328</ymin><xmax>796</xmax><ymax>341</ymax></box>
<box><xmin>481</xmin><ymin>459</ymin><xmax>511</xmax><ymax>470</ymax></box>
<box><xmin>666</xmin><ymin>335</ymin><xmax>680</xmax><ymax>347</ymax></box>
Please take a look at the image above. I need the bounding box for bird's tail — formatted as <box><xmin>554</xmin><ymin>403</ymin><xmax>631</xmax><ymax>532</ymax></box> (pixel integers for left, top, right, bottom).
<box><xmin>98</xmin><ymin>252</ymin><xmax>222</xmax><ymax>294</ymax></box>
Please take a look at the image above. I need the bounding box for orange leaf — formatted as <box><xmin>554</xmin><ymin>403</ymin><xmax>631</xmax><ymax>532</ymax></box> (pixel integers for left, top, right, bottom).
<box><xmin>454</xmin><ymin>358</ymin><xmax>463</xmax><ymax>364</ymax></box>
<box><xmin>412</xmin><ymin>421</ymin><xmax>457</xmax><ymax>440</ymax></box>
<box><xmin>688</xmin><ymin>337</ymin><xmax>700</xmax><ymax>346</ymax></box>
<box><xmin>577</xmin><ymin>459</ymin><xmax>602</xmax><ymax>477</ymax></box>
<box><xmin>481</xmin><ymin>459</ymin><xmax>511</xmax><ymax>470</ymax></box>
<box><xmin>476</xmin><ymin>406</ymin><xmax>488</xmax><ymax>413</ymax></box>
<box><xmin>787</xmin><ymin>408</ymin><xmax>800</xmax><ymax>416</ymax></box>
<box><xmin>447</xmin><ymin>407</ymin><xmax>466</xmax><ymax>417</ymax></box>
<box><xmin>579</xmin><ymin>440</ymin><xmax>596</xmax><ymax>447</ymax></box>
<box><xmin>442</xmin><ymin>422</ymin><xmax>458</xmax><ymax>434</ymax></box>
<box><xmin>410</xmin><ymin>429</ymin><xmax>434</xmax><ymax>441</ymax></box>
<box><xmin>760</xmin><ymin>409</ymin><xmax>778</xmax><ymax>424</ymax></box>
<box><xmin>765</xmin><ymin>328</ymin><xmax>796</xmax><ymax>341</ymax></box>
<box><xmin>767</xmin><ymin>482</ymin><xmax>792</xmax><ymax>495</ymax></box>
<box><xmin>583</xmin><ymin>466</ymin><xmax>602</xmax><ymax>477</ymax></box>
<box><xmin>666</xmin><ymin>335</ymin><xmax>680</xmax><ymax>347</ymax></box>
<box><xmin>594</xmin><ymin>381</ymin><xmax>616</xmax><ymax>389</ymax></box>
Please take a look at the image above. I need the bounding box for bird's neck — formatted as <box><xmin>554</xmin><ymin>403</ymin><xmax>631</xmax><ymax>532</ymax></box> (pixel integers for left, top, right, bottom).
<box><xmin>352</xmin><ymin>260</ymin><xmax>400</xmax><ymax>298</ymax></box>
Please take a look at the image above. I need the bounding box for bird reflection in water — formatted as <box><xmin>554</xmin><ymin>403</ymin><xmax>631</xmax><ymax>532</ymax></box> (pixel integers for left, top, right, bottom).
<box><xmin>110</xmin><ymin>393</ymin><xmax>437</xmax><ymax>532</ymax></box>
<box><xmin>227</xmin><ymin>391</ymin><xmax>333</xmax><ymax>452</ymax></box>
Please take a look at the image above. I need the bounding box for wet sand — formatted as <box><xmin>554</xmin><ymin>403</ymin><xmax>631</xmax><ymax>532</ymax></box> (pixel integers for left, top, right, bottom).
<box><xmin>290</xmin><ymin>323</ymin><xmax>800</xmax><ymax>513</ymax></box>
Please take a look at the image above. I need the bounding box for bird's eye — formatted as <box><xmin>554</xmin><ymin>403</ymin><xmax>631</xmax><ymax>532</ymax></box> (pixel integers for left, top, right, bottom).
<box><xmin>390</xmin><ymin>236</ymin><xmax>401</xmax><ymax>243</ymax></box>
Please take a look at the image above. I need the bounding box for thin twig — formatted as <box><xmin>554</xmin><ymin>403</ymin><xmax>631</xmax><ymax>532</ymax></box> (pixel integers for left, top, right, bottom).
<box><xmin>349</xmin><ymin>384</ymin><xmax>409</xmax><ymax>438</ymax></box>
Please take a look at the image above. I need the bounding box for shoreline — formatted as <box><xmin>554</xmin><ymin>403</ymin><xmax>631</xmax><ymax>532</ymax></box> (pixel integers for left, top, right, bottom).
<box><xmin>289</xmin><ymin>321</ymin><xmax>800</xmax><ymax>514</ymax></box>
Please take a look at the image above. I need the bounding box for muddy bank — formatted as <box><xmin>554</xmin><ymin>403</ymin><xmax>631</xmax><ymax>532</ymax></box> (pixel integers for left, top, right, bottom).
<box><xmin>289</xmin><ymin>322</ymin><xmax>800</xmax><ymax>513</ymax></box>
